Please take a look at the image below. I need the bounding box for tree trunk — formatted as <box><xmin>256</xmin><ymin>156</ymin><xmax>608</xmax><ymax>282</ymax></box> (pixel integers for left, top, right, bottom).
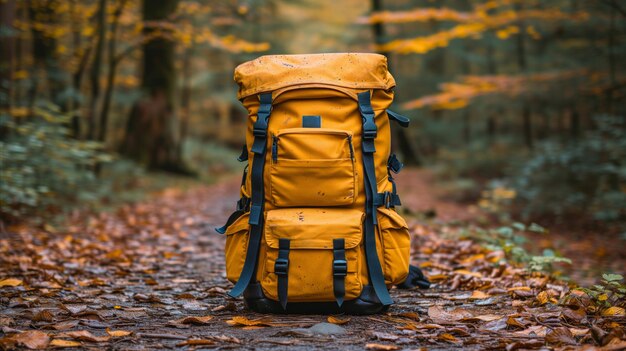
<box><xmin>98</xmin><ymin>0</ymin><xmax>127</xmax><ymax>144</ymax></box>
<box><xmin>29</xmin><ymin>0</ymin><xmax>62</xmax><ymax>106</ymax></box>
<box><xmin>0</xmin><ymin>0</ymin><xmax>16</xmax><ymax>110</ymax></box>
<box><xmin>371</xmin><ymin>0</ymin><xmax>421</xmax><ymax>166</ymax></box>
<box><xmin>88</xmin><ymin>0</ymin><xmax>106</xmax><ymax>140</ymax></box>
<box><xmin>515</xmin><ymin>3</ymin><xmax>533</xmax><ymax>150</ymax></box>
<box><xmin>120</xmin><ymin>0</ymin><xmax>191</xmax><ymax>174</ymax></box>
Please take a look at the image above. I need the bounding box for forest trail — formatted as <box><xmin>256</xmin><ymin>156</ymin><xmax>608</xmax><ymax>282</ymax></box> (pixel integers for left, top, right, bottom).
<box><xmin>1</xmin><ymin>171</ymin><xmax>625</xmax><ymax>350</ymax></box>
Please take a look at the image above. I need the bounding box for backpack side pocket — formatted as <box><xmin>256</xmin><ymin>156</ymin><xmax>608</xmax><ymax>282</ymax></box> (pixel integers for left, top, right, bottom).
<box><xmin>377</xmin><ymin>208</ymin><xmax>411</xmax><ymax>285</ymax></box>
<box><xmin>224</xmin><ymin>212</ymin><xmax>250</xmax><ymax>283</ymax></box>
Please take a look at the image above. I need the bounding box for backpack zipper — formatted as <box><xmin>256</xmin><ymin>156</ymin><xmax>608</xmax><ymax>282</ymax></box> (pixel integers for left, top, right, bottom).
<box><xmin>271</xmin><ymin>135</ymin><xmax>278</xmax><ymax>163</ymax></box>
<box><xmin>347</xmin><ymin>135</ymin><xmax>355</xmax><ymax>160</ymax></box>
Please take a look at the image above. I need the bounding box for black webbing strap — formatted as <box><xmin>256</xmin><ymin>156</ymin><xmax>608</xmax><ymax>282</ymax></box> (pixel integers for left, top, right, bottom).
<box><xmin>237</xmin><ymin>143</ymin><xmax>248</xmax><ymax>162</ymax></box>
<box><xmin>332</xmin><ymin>238</ymin><xmax>347</xmax><ymax>307</ymax></box>
<box><xmin>373</xmin><ymin>191</ymin><xmax>402</xmax><ymax>208</ymax></box>
<box><xmin>357</xmin><ymin>91</ymin><xmax>393</xmax><ymax>306</ymax></box>
<box><xmin>386</xmin><ymin>109</ymin><xmax>410</xmax><ymax>128</ymax></box>
<box><xmin>275</xmin><ymin>238</ymin><xmax>290</xmax><ymax>309</ymax></box>
<box><xmin>228</xmin><ymin>93</ymin><xmax>272</xmax><ymax>298</ymax></box>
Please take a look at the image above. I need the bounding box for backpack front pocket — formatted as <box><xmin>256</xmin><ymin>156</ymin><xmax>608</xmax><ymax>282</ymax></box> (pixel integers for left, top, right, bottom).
<box><xmin>224</xmin><ymin>212</ymin><xmax>250</xmax><ymax>283</ymax></box>
<box><xmin>377</xmin><ymin>208</ymin><xmax>411</xmax><ymax>285</ymax></box>
<box><xmin>270</xmin><ymin>128</ymin><xmax>356</xmax><ymax>207</ymax></box>
<box><xmin>261</xmin><ymin>208</ymin><xmax>364</xmax><ymax>303</ymax></box>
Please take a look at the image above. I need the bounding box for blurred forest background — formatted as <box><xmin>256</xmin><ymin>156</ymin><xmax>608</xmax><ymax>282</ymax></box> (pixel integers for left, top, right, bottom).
<box><xmin>0</xmin><ymin>0</ymin><xmax>624</xmax><ymax>240</ymax></box>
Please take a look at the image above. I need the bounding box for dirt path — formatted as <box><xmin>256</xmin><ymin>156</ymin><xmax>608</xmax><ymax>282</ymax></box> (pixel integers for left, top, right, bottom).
<box><xmin>1</xmin><ymin>173</ymin><xmax>624</xmax><ymax>350</ymax></box>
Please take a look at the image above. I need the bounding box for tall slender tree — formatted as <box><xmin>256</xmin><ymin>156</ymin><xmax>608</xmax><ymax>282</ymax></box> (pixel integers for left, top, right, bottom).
<box><xmin>120</xmin><ymin>0</ymin><xmax>190</xmax><ymax>174</ymax></box>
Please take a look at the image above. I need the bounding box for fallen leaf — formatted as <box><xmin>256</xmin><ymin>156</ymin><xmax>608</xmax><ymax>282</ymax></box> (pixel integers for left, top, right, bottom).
<box><xmin>211</xmin><ymin>302</ymin><xmax>237</xmax><ymax>312</ymax></box>
<box><xmin>327</xmin><ymin>316</ymin><xmax>351</xmax><ymax>325</ymax></box>
<box><xmin>177</xmin><ymin>339</ymin><xmax>216</xmax><ymax>346</ymax></box>
<box><xmin>428</xmin><ymin>305</ymin><xmax>473</xmax><ymax>324</ymax></box>
<box><xmin>469</xmin><ymin>290</ymin><xmax>490</xmax><ymax>300</ymax></box>
<box><xmin>106</xmin><ymin>329</ymin><xmax>132</xmax><ymax>337</ymax></box>
<box><xmin>64</xmin><ymin>330</ymin><xmax>110</xmax><ymax>342</ymax></box>
<box><xmin>227</xmin><ymin>316</ymin><xmax>274</xmax><ymax>327</ymax></box>
<box><xmin>461</xmin><ymin>314</ymin><xmax>502</xmax><ymax>322</ymax></box>
<box><xmin>396</xmin><ymin>312</ymin><xmax>420</xmax><ymax>321</ymax></box>
<box><xmin>546</xmin><ymin>327</ymin><xmax>577</xmax><ymax>346</ymax></box>
<box><xmin>506</xmin><ymin>316</ymin><xmax>527</xmax><ymax>329</ymax></box>
<box><xmin>438</xmin><ymin>332</ymin><xmax>460</xmax><ymax>344</ymax></box>
<box><xmin>13</xmin><ymin>330</ymin><xmax>50</xmax><ymax>349</ymax></box>
<box><xmin>169</xmin><ymin>315</ymin><xmax>213</xmax><ymax>325</ymax></box>
<box><xmin>51</xmin><ymin>320</ymin><xmax>79</xmax><ymax>331</ymax></box>
<box><xmin>536</xmin><ymin>291</ymin><xmax>549</xmax><ymax>305</ymax></box>
<box><xmin>0</xmin><ymin>278</ymin><xmax>23</xmax><ymax>287</ymax></box>
<box><xmin>365</xmin><ymin>343</ymin><xmax>400</xmax><ymax>350</ymax></box>
<box><xmin>453</xmin><ymin>269</ymin><xmax>482</xmax><ymax>278</ymax></box>
<box><xmin>602</xmin><ymin>307</ymin><xmax>626</xmax><ymax>317</ymax></box>
<box><xmin>50</xmin><ymin>339</ymin><xmax>82</xmax><ymax>347</ymax></box>
<box><xmin>369</xmin><ymin>331</ymin><xmax>399</xmax><ymax>341</ymax></box>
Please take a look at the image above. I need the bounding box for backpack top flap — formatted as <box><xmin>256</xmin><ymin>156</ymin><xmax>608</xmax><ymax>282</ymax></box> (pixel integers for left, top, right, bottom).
<box><xmin>234</xmin><ymin>53</ymin><xmax>396</xmax><ymax>99</ymax></box>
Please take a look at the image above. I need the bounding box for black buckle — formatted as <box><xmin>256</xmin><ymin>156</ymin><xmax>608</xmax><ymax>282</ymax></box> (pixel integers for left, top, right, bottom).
<box><xmin>253</xmin><ymin>126</ymin><xmax>267</xmax><ymax>138</ymax></box>
<box><xmin>383</xmin><ymin>191</ymin><xmax>392</xmax><ymax>209</ymax></box>
<box><xmin>236</xmin><ymin>196</ymin><xmax>250</xmax><ymax>211</ymax></box>
<box><xmin>275</xmin><ymin>258</ymin><xmax>289</xmax><ymax>275</ymax></box>
<box><xmin>363</xmin><ymin>129</ymin><xmax>377</xmax><ymax>140</ymax></box>
<box><xmin>333</xmin><ymin>259</ymin><xmax>347</xmax><ymax>277</ymax></box>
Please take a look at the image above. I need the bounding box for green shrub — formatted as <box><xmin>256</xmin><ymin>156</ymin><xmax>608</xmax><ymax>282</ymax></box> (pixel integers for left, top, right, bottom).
<box><xmin>510</xmin><ymin>114</ymin><xmax>626</xmax><ymax>223</ymax></box>
<box><xmin>0</xmin><ymin>103</ymin><xmax>111</xmax><ymax>220</ymax></box>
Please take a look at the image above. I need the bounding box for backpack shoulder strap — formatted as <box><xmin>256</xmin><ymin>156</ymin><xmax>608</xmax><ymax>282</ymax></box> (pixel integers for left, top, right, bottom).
<box><xmin>358</xmin><ymin>91</ymin><xmax>393</xmax><ymax>306</ymax></box>
<box><xmin>228</xmin><ymin>92</ymin><xmax>273</xmax><ymax>298</ymax></box>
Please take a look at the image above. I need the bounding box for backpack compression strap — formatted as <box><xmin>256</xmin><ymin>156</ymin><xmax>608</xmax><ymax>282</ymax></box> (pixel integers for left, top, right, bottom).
<box><xmin>358</xmin><ymin>91</ymin><xmax>394</xmax><ymax>306</ymax></box>
<box><xmin>228</xmin><ymin>92</ymin><xmax>273</xmax><ymax>298</ymax></box>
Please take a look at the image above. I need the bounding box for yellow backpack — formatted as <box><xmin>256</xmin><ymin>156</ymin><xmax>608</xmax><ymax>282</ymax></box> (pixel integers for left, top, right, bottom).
<box><xmin>218</xmin><ymin>53</ymin><xmax>415</xmax><ymax>314</ymax></box>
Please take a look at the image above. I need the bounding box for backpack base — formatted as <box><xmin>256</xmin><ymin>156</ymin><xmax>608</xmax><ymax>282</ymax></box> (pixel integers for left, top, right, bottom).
<box><xmin>243</xmin><ymin>282</ymin><xmax>389</xmax><ymax>315</ymax></box>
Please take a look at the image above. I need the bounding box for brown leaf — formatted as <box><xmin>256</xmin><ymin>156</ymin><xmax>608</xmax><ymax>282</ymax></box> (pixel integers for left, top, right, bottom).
<box><xmin>49</xmin><ymin>339</ymin><xmax>82</xmax><ymax>348</ymax></box>
<box><xmin>169</xmin><ymin>315</ymin><xmax>213</xmax><ymax>325</ymax></box>
<box><xmin>33</xmin><ymin>310</ymin><xmax>54</xmax><ymax>322</ymax></box>
<box><xmin>51</xmin><ymin>320</ymin><xmax>79</xmax><ymax>331</ymax></box>
<box><xmin>369</xmin><ymin>331</ymin><xmax>399</xmax><ymax>341</ymax></box>
<box><xmin>13</xmin><ymin>330</ymin><xmax>50</xmax><ymax>349</ymax></box>
<box><xmin>428</xmin><ymin>305</ymin><xmax>473</xmax><ymax>324</ymax></box>
<box><xmin>0</xmin><ymin>278</ymin><xmax>23</xmax><ymax>287</ymax></box>
<box><xmin>396</xmin><ymin>312</ymin><xmax>420</xmax><ymax>321</ymax></box>
<box><xmin>561</xmin><ymin>306</ymin><xmax>587</xmax><ymax>323</ymax></box>
<box><xmin>64</xmin><ymin>330</ymin><xmax>110</xmax><ymax>342</ymax></box>
<box><xmin>461</xmin><ymin>314</ymin><xmax>502</xmax><ymax>322</ymax></box>
<box><xmin>545</xmin><ymin>327</ymin><xmax>577</xmax><ymax>346</ymax></box>
<box><xmin>327</xmin><ymin>316</ymin><xmax>351</xmax><ymax>325</ymax></box>
<box><xmin>365</xmin><ymin>343</ymin><xmax>400</xmax><ymax>350</ymax></box>
<box><xmin>211</xmin><ymin>302</ymin><xmax>237</xmax><ymax>312</ymax></box>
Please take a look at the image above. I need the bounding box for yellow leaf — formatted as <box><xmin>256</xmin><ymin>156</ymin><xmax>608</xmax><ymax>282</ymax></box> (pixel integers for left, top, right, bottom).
<box><xmin>507</xmin><ymin>286</ymin><xmax>531</xmax><ymax>292</ymax></box>
<box><xmin>536</xmin><ymin>291</ymin><xmax>549</xmax><ymax>305</ymax></box>
<box><xmin>0</xmin><ymin>278</ymin><xmax>23</xmax><ymax>287</ymax></box>
<box><xmin>438</xmin><ymin>333</ymin><xmax>459</xmax><ymax>343</ymax></box>
<box><xmin>226</xmin><ymin>316</ymin><xmax>274</xmax><ymax>327</ymax></box>
<box><xmin>327</xmin><ymin>316</ymin><xmax>351</xmax><ymax>325</ymax></box>
<box><xmin>106</xmin><ymin>329</ymin><xmax>132</xmax><ymax>337</ymax></box>
<box><xmin>601</xmin><ymin>306</ymin><xmax>626</xmax><ymax>316</ymax></box>
<box><xmin>13</xmin><ymin>70</ymin><xmax>29</xmax><ymax>80</ymax></box>
<box><xmin>597</xmin><ymin>294</ymin><xmax>608</xmax><ymax>301</ymax></box>
<box><xmin>469</xmin><ymin>290</ymin><xmax>490</xmax><ymax>300</ymax></box>
<box><xmin>50</xmin><ymin>339</ymin><xmax>82</xmax><ymax>347</ymax></box>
